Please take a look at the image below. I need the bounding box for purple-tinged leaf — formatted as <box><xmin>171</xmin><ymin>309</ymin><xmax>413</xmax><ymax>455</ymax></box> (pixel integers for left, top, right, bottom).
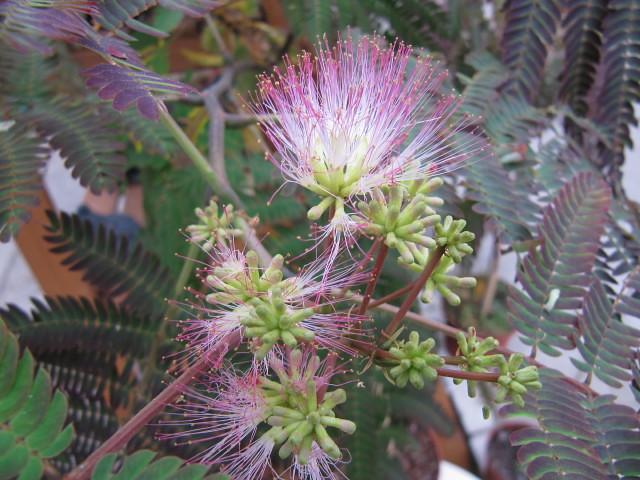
<box><xmin>136</xmin><ymin>96</ymin><xmax>160</xmax><ymax>120</ymax></box>
<box><xmin>503</xmin><ymin>368</ymin><xmax>640</xmax><ymax>479</ymax></box>
<box><xmin>0</xmin><ymin>0</ymin><xmax>91</xmax><ymax>54</ymax></box>
<box><xmin>508</xmin><ymin>172</ymin><xmax>611</xmax><ymax>357</ymax></box>
<box><xmin>112</xmin><ymin>89</ymin><xmax>148</xmax><ymax>111</ymax></box>
<box><xmin>571</xmin><ymin>270</ymin><xmax>640</xmax><ymax>388</ymax></box>
<box><xmin>83</xmin><ymin>63</ymin><xmax>197</xmax><ymax>120</ymax></box>
<box><xmin>98</xmin><ymin>80</ymin><xmax>141</xmax><ymax>100</ymax></box>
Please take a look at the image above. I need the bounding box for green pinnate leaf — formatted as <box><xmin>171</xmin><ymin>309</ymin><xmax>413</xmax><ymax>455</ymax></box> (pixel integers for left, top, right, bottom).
<box><xmin>0</xmin><ymin>124</ymin><xmax>49</xmax><ymax>243</ymax></box>
<box><xmin>17</xmin><ymin>457</ymin><xmax>43</xmax><ymax>480</ymax></box>
<box><xmin>0</xmin><ymin>350</ymin><xmax>35</xmax><ymax>422</ymax></box>
<box><xmin>91</xmin><ymin>450</ymin><xmax>208</xmax><ymax>480</ymax></box>
<box><xmin>0</xmin><ymin>317</ymin><xmax>75</xmax><ymax>479</ymax></box>
<box><xmin>43</xmin><ymin>211</ymin><xmax>174</xmax><ymax>316</ymax></box>
<box><xmin>0</xmin><ymin>444</ymin><xmax>29</xmax><ymax>480</ymax></box>
<box><xmin>503</xmin><ymin>369</ymin><xmax>640</xmax><ymax>479</ymax></box>
<box><xmin>9</xmin><ymin>369</ymin><xmax>52</xmax><ymax>437</ymax></box>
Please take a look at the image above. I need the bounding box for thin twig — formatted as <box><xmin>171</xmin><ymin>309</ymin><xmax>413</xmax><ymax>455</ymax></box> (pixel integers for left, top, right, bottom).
<box><xmin>358</xmin><ymin>243</ymin><xmax>388</xmax><ymax>314</ymax></box>
<box><xmin>368</xmin><ymin>281</ymin><xmax>415</xmax><ymax>309</ymax></box>
<box><xmin>381</xmin><ymin>246</ymin><xmax>446</xmax><ymax>340</ymax></box>
<box><xmin>65</xmin><ymin>331</ymin><xmax>242</xmax><ymax>480</ymax></box>
<box><xmin>203</xmin><ymin>67</ymin><xmax>243</xmax><ymax>208</ymax></box>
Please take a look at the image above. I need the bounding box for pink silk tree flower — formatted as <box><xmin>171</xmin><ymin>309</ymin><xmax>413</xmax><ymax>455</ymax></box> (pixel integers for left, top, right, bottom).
<box><xmin>176</xmin><ymin>242</ymin><xmax>370</xmax><ymax>363</ymax></box>
<box><xmin>253</xmin><ymin>35</ymin><xmax>488</xmax><ymax>239</ymax></box>
<box><xmin>160</xmin><ymin>348</ymin><xmax>355</xmax><ymax>480</ymax></box>
<box><xmin>158</xmin><ymin>365</ymin><xmax>270</xmax><ymax>466</ymax></box>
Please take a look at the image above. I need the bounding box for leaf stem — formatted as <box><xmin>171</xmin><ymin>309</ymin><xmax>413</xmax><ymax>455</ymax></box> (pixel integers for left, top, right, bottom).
<box><xmin>159</xmin><ymin>108</ymin><xmax>224</xmax><ymax>198</ymax></box>
<box><xmin>380</xmin><ymin>246</ymin><xmax>446</xmax><ymax>340</ymax></box>
<box><xmin>65</xmin><ymin>331</ymin><xmax>242</xmax><ymax>480</ymax></box>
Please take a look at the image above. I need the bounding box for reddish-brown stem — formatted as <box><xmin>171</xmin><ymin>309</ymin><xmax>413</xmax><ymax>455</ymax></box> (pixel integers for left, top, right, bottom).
<box><xmin>352</xmin><ymin>339</ymin><xmax>499</xmax><ymax>382</ymax></box>
<box><xmin>357</xmin><ymin>242</ymin><xmax>388</xmax><ymax>315</ymax></box>
<box><xmin>436</xmin><ymin>367</ymin><xmax>499</xmax><ymax>382</ymax></box>
<box><xmin>356</xmin><ymin>238</ymin><xmax>382</xmax><ymax>273</ymax></box>
<box><xmin>368</xmin><ymin>281</ymin><xmax>415</xmax><ymax>309</ymax></box>
<box><xmin>351</xmin><ymin>296</ymin><xmax>599</xmax><ymax>396</ymax></box>
<box><xmin>65</xmin><ymin>331</ymin><xmax>242</xmax><ymax>480</ymax></box>
<box><xmin>442</xmin><ymin>355</ymin><xmax>464</xmax><ymax>365</ymax></box>
<box><xmin>381</xmin><ymin>246</ymin><xmax>446</xmax><ymax>340</ymax></box>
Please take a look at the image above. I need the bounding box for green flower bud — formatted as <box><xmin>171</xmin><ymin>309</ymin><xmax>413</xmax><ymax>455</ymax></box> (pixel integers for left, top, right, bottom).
<box><xmin>434</xmin><ymin>215</ymin><xmax>475</xmax><ymax>263</ymax></box>
<box><xmin>494</xmin><ymin>353</ymin><xmax>540</xmax><ymax>407</ymax></box>
<box><xmin>186</xmin><ymin>200</ymin><xmax>242</xmax><ymax>249</ymax></box>
<box><xmin>385</xmin><ymin>331</ymin><xmax>443</xmax><ymax>389</ymax></box>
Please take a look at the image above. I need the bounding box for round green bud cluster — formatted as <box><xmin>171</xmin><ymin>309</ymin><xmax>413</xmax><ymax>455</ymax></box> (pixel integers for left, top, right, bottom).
<box><xmin>205</xmin><ymin>251</ymin><xmax>284</xmax><ymax>304</ymax></box>
<box><xmin>259</xmin><ymin>352</ymin><xmax>356</xmax><ymax>464</ymax></box>
<box><xmin>357</xmin><ymin>184</ymin><xmax>441</xmax><ymax>264</ymax></box>
<box><xmin>386</xmin><ymin>331</ymin><xmax>444</xmax><ymax>389</ymax></box>
<box><xmin>495</xmin><ymin>353</ymin><xmax>541</xmax><ymax>408</ymax></box>
<box><xmin>434</xmin><ymin>216</ymin><xmax>475</xmax><ymax>263</ymax></box>
<box><xmin>454</xmin><ymin>327</ymin><xmax>503</xmax><ymax>397</ymax></box>
<box><xmin>185</xmin><ymin>200</ymin><xmax>243</xmax><ymax>251</ymax></box>
<box><xmin>242</xmin><ymin>288</ymin><xmax>316</xmax><ymax>359</ymax></box>
<box><xmin>420</xmin><ymin>256</ymin><xmax>477</xmax><ymax>306</ymax></box>
<box><xmin>305</xmin><ymin>150</ymin><xmax>370</xmax><ymax>227</ymax></box>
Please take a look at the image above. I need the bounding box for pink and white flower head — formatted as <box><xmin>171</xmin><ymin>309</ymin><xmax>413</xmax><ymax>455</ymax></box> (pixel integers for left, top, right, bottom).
<box><xmin>253</xmin><ymin>35</ymin><xmax>488</xmax><ymax>235</ymax></box>
<box><xmin>177</xmin><ymin>242</ymin><xmax>370</xmax><ymax>363</ymax></box>
<box><xmin>158</xmin><ymin>364</ymin><xmax>269</xmax><ymax>465</ymax></box>
<box><xmin>161</xmin><ymin>347</ymin><xmax>356</xmax><ymax>480</ymax></box>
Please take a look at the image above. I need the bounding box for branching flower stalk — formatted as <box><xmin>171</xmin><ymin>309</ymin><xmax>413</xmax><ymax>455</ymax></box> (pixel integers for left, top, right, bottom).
<box><xmin>65</xmin><ymin>35</ymin><xmax>541</xmax><ymax>480</ymax></box>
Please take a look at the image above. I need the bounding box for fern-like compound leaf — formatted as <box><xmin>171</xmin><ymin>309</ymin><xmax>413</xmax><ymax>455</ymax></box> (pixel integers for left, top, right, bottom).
<box><xmin>44</xmin><ymin>211</ymin><xmax>174</xmax><ymax>315</ymax></box>
<box><xmin>560</xmin><ymin>0</ymin><xmax>608</xmax><ymax>116</ymax></box>
<box><xmin>83</xmin><ymin>63</ymin><xmax>197</xmax><ymax>120</ymax></box>
<box><xmin>0</xmin><ymin>123</ymin><xmax>49</xmax><ymax>243</ymax></box>
<box><xmin>503</xmin><ymin>368</ymin><xmax>640</xmax><ymax>479</ymax></box>
<box><xmin>1</xmin><ymin>296</ymin><xmax>161</xmax><ymax>359</ymax></box>
<box><xmin>28</xmin><ymin>98</ymin><xmax>127</xmax><ymax>193</ymax></box>
<box><xmin>107</xmin><ymin>107</ymin><xmax>177</xmax><ymax>157</ymax></box>
<box><xmin>93</xmin><ymin>0</ymin><xmax>220</xmax><ymax>40</ymax></box>
<box><xmin>0</xmin><ymin>0</ymin><xmax>94</xmax><ymax>54</ymax></box>
<box><xmin>459</xmin><ymin>52</ymin><xmax>510</xmax><ymax>117</ymax></box>
<box><xmin>93</xmin><ymin>0</ymin><xmax>164</xmax><ymax>39</ymax></box>
<box><xmin>501</xmin><ymin>0</ymin><xmax>562</xmax><ymax>101</ymax></box>
<box><xmin>464</xmin><ymin>153</ymin><xmax>535</xmax><ymax>244</ymax></box>
<box><xmin>91</xmin><ymin>450</ymin><xmax>208</xmax><ymax>480</ymax></box>
<box><xmin>590</xmin><ymin>0</ymin><xmax>640</xmax><ymax>177</ymax></box>
<box><xmin>0</xmin><ymin>318</ymin><xmax>75</xmax><ymax>479</ymax></box>
<box><xmin>509</xmin><ymin>172</ymin><xmax>612</xmax><ymax>357</ymax></box>
<box><xmin>572</xmin><ymin>271</ymin><xmax>640</xmax><ymax>387</ymax></box>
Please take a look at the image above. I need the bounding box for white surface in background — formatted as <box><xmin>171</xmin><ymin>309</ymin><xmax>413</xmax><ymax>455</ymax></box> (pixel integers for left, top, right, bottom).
<box><xmin>439</xmin><ymin>461</ymin><xmax>481</xmax><ymax>480</ymax></box>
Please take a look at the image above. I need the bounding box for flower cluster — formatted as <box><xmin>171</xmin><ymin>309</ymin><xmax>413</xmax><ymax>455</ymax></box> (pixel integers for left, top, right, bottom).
<box><xmin>385</xmin><ymin>331</ymin><xmax>444</xmax><ymax>389</ymax></box>
<box><xmin>185</xmin><ymin>200</ymin><xmax>243</xmax><ymax>251</ymax></box>
<box><xmin>253</xmin><ymin>35</ymin><xmax>488</xmax><ymax>253</ymax></box>
<box><xmin>177</xmin><ymin>243</ymin><xmax>366</xmax><ymax>363</ymax></box>
<box><xmin>161</xmin><ymin>349</ymin><xmax>354</xmax><ymax>480</ymax></box>
<box><xmin>161</xmin><ymin>35</ymin><xmax>539</xmax><ymax>480</ymax></box>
